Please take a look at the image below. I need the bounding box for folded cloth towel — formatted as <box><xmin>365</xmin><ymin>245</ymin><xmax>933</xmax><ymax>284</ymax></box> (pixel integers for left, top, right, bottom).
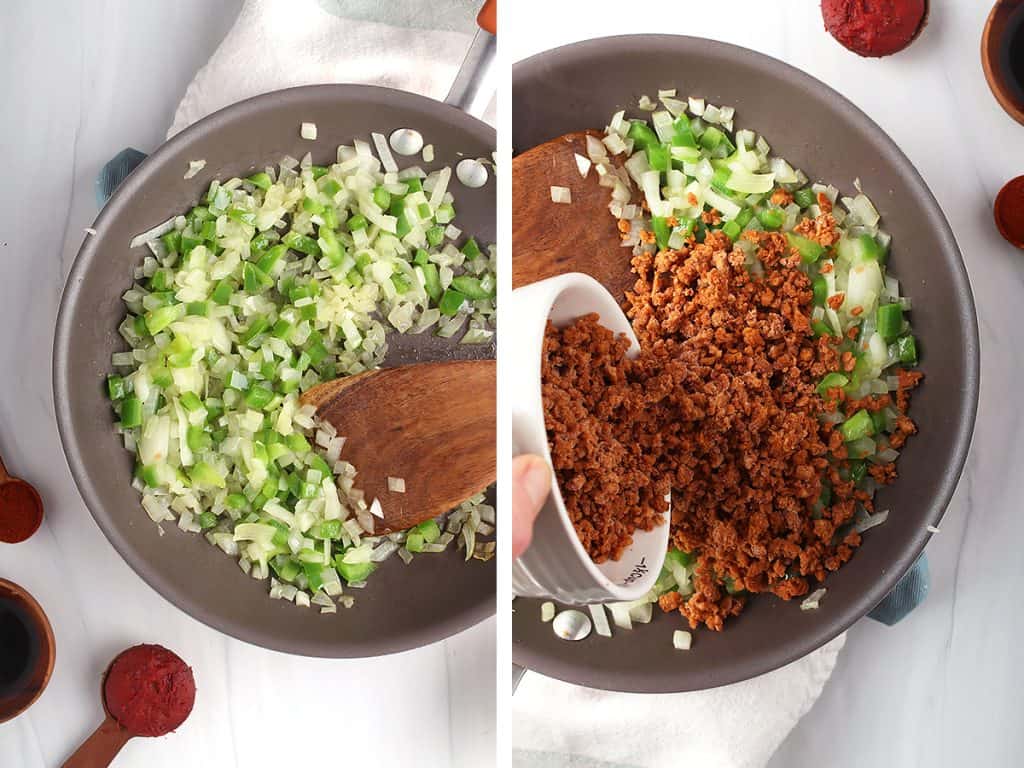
<box><xmin>512</xmin><ymin>634</ymin><xmax>846</xmax><ymax>768</ymax></box>
<box><xmin>167</xmin><ymin>0</ymin><xmax>479</xmax><ymax>137</ymax></box>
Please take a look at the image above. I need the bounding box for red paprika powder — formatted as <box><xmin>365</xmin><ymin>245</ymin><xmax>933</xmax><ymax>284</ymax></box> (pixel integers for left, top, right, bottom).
<box><xmin>103</xmin><ymin>644</ymin><xmax>196</xmax><ymax>737</ymax></box>
<box><xmin>821</xmin><ymin>0</ymin><xmax>928</xmax><ymax>58</ymax></box>
<box><xmin>0</xmin><ymin>481</ymin><xmax>43</xmax><ymax>544</ymax></box>
<box><xmin>995</xmin><ymin>175</ymin><xmax>1024</xmax><ymax>249</ymax></box>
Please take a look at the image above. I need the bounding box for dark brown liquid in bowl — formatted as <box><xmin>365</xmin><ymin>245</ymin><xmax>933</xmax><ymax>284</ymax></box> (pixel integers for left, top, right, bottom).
<box><xmin>0</xmin><ymin>596</ymin><xmax>40</xmax><ymax>697</ymax></box>
<box><xmin>1000</xmin><ymin>4</ymin><xmax>1024</xmax><ymax>103</ymax></box>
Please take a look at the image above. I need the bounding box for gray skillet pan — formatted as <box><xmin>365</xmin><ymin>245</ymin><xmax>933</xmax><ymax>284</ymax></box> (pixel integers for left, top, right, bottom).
<box><xmin>53</xmin><ymin>9</ymin><xmax>495</xmax><ymax>658</ymax></box>
<box><xmin>512</xmin><ymin>35</ymin><xmax>979</xmax><ymax>692</ymax></box>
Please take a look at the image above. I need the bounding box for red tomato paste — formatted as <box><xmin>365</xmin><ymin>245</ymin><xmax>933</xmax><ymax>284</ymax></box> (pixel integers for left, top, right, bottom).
<box><xmin>103</xmin><ymin>644</ymin><xmax>195</xmax><ymax>737</ymax></box>
<box><xmin>821</xmin><ymin>0</ymin><xmax>927</xmax><ymax>58</ymax></box>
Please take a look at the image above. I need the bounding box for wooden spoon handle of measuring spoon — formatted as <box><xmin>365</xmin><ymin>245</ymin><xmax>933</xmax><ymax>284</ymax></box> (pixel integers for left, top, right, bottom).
<box><xmin>300</xmin><ymin>359</ymin><xmax>496</xmax><ymax>533</ymax></box>
<box><xmin>62</xmin><ymin>714</ymin><xmax>133</xmax><ymax>768</ymax></box>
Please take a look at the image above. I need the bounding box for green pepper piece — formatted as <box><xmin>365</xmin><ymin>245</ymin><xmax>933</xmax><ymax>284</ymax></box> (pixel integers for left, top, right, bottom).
<box><xmin>136</xmin><ymin>463</ymin><xmax>161</xmax><ymax>488</ymax></box>
<box><xmin>246</xmin><ymin>172</ymin><xmax>272</xmax><ymax>190</ymax></box>
<box><xmin>664</xmin><ymin>548</ymin><xmax>696</xmax><ymax>569</ymax></box>
<box><xmin>840</xmin><ymin>409</ymin><xmax>874</xmax><ymax>442</ymax></box>
<box><xmin>413</xmin><ymin>248</ymin><xmax>430</xmax><ymax>266</ymax></box>
<box><xmin>812</xmin><ymin>274</ymin><xmax>829</xmax><ymax>306</ymax></box>
<box><xmin>211</xmin><ymin>279</ymin><xmax>234</xmax><ymax>305</ymax></box>
<box><xmin>188</xmin><ymin>461</ymin><xmax>226</xmax><ymax>489</ymax></box>
<box><xmin>426</xmin><ymin>225</ymin><xmax>445</xmax><ymax>247</ymax></box>
<box><xmin>302</xmin><ymin>196</ymin><xmax>325</xmax><ymax>215</ymax></box>
<box><xmin>671</xmin><ymin>115</ymin><xmax>697</xmax><ymax>148</ymax></box>
<box><xmin>107</xmin><ymin>375</ymin><xmax>126</xmax><ymax>401</ymax></box>
<box><xmin>256</xmin><ymin>244</ymin><xmax>288</xmax><ymax>276</ymax></box>
<box><xmin>757</xmin><ymin>209</ymin><xmax>784</xmax><ymax>230</ymax></box>
<box><xmin>335</xmin><ymin>558</ymin><xmax>375</xmax><ymax>583</ymax></box>
<box><xmin>186</xmin><ymin>424</ymin><xmax>212</xmax><ymax>453</ymax></box>
<box><xmin>793</xmin><ymin>188</ymin><xmax>817</xmax><ymax>209</ymax></box>
<box><xmin>849</xmin><ymin>460</ymin><xmax>868</xmax><ymax>483</ymax></box>
<box><xmin>346</xmin><ymin>213</ymin><xmax>368</xmax><ymax>232</ymax></box>
<box><xmin>896</xmin><ymin>334</ymin><xmax>917</xmax><ymax>365</ymax></box>
<box><xmin>439</xmin><ymin>288</ymin><xmax>467</xmax><ymax>316</ymax></box>
<box><xmin>286</xmin><ymin>432</ymin><xmax>310</xmax><ymax>454</ymax></box>
<box><xmin>244</xmin><ymin>385</ymin><xmax>275</xmax><ymax>410</ymax></box>
<box><xmin>161</xmin><ymin>231</ymin><xmax>182</xmax><ymax>254</ymax></box>
<box><xmin>321</xmin><ymin>178</ymin><xmax>341</xmax><ymax>197</ymax></box>
<box><xmin>241</xmin><ymin>316</ymin><xmax>270</xmax><ymax>345</ymax></box>
<box><xmin>179</xmin><ymin>392</ymin><xmax>203</xmax><ymax>412</ymax></box>
<box><xmin>700</xmin><ymin>125</ymin><xmax>725</xmax><ymax>150</ymax></box>
<box><xmin>412</xmin><ymin>519</ymin><xmax>441</xmax><ymax>543</ymax></box>
<box><xmin>283</xmin><ymin>231</ymin><xmax>321</xmax><ymax>256</ymax></box>
<box><xmin>817</xmin><ymin>372</ymin><xmax>849</xmax><ymax>395</ymax></box>
<box><xmin>186</xmin><ymin>301</ymin><xmax>208</xmax><ymax>317</ymax></box>
<box><xmin>317</xmin><ymin>228</ymin><xmax>343</xmax><ymax>268</ymax></box>
<box><xmin>876</xmin><ymin>303</ymin><xmax>903</xmax><ymax>343</ymax></box>
<box><xmin>451</xmin><ymin>275</ymin><xmax>493</xmax><ymax>300</ymax></box>
<box><xmin>647</xmin><ymin>144</ymin><xmax>670</xmax><ymax>172</ymax></box>
<box><xmin>461</xmin><ymin>238</ymin><xmax>482</xmax><ymax>260</ymax></box>
<box><xmin>870</xmin><ymin>409</ymin><xmax>889</xmax><ymax>435</ymax></box>
<box><xmin>421</xmin><ymin>263</ymin><xmax>442</xmax><ymax>303</ymax></box>
<box><xmin>372</xmin><ymin>186</ymin><xmax>391</xmax><ymax>209</ymax></box>
<box><xmin>786</xmin><ymin>232</ymin><xmax>825</xmax><ymax>264</ymax></box>
<box><xmin>151</xmin><ymin>366</ymin><xmax>173</xmax><ymax>388</ymax></box>
<box><xmin>310</xmin><ymin>165</ymin><xmax>329</xmax><ymax>180</ymax></box>
<box><xmin>389</xmin><ymin>200</ymin><xmax>411</xmax><ymax>238</ymax></box>
<box><xmin>721</xmin><ymin>219</ymin><xmax>742</xmax><ymax>242</ymax></box>
<box><xmin>391</xmin><ymin>273</ymin><xmax>411</xmax><ymax>294</ymax></box>
<box><xmin>651</xmin><ymin>216</ymin><xmax>673</xmax><ymax>249</ymax></box>
<box><xmin>811</xmin><ymin>319</ymin><xmax>833</xmax><ymax>338</ymax></box>
<box><xmin>627</xmin><ymin>120</ymin><xmax>659</xmax><ymax>151</ymax></box>
<box><xmin>405</xmin><ymin>533</ymin><xmax>425</xmax><ymax>553</ymax></box>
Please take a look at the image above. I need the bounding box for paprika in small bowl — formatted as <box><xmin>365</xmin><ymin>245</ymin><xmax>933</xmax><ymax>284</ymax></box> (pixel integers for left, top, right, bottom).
<box><xmin>995</xmin><ymin>175</ymin><xmax>1024</xmax><ymax>248</ymax></box>
<box><xmin>0</xmin><ymin>453</ymin><xmax>44</xmax><ymax>544</ymax></box>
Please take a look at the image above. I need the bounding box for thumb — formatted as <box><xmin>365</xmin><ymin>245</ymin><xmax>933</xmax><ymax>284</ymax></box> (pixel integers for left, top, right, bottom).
<box><xmin>512</xmin><ymin>454</ymin><xmax>551</xmax><ymax>559</ymax></box>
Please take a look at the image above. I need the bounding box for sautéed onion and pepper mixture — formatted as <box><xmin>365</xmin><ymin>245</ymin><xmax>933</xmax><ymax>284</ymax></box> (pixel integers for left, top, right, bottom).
<box><xmin>106</xmin><ymin>130</ymin><xmax>495</xmax><ymax>613</ymax></box>
<box><xmin>540</xmin><ymin>91</ymin><xmax>922</xmax><ymax>645</ymax></box>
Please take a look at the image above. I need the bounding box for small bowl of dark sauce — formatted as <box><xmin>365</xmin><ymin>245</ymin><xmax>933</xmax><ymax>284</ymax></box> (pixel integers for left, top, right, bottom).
<box><xmin>0</xmin><ymin>578</ymin><xmax>55</xmax><ymax>723</ymax></box>
<box><xmin>983</xmin><ymin>0</ymin><xmax>1024</xmax><ymax>125</ymax></box>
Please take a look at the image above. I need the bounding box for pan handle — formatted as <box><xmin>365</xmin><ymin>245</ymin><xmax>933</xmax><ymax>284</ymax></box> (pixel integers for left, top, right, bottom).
<box><xmin>444</xmin><ymin>0</ymin><xmax>496</xmax><ymax>119</ymax></box>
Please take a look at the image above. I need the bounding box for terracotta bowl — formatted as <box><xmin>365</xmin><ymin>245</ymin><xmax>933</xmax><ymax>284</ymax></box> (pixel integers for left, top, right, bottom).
<box><xmin>0</xmin><ymin>578</ymin><xmax>55</xmax><ymax>723</ymax></box>
<box><xmin>982</xmin><ymin>0</ymin><xmax>1024</xmax><ymax>125</ymax></box>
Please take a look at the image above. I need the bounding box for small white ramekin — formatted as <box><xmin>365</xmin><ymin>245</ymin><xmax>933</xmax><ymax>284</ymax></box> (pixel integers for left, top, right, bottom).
<box><xmin>510</xmin><ymin>273</ymin><xmax>670</xmax><ymax>604</ymax></box>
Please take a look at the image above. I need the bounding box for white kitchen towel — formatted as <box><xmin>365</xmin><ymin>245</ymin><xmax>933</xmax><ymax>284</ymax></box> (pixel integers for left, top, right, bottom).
<box><xmin>167</xmin><ymin>0</ymin><xmax>481</xmax><ymax>138</ymax></box>
<box><xmin>512</xmin><ymin>634</ymin><xmax>846</xmax><ymax>768</ymax></box>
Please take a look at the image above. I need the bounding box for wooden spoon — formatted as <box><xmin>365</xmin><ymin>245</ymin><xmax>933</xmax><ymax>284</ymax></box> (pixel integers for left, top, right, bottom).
<box><xmin>512</xmin><ymin>130</ymin><xmax>635</xmax><ymax>298</ymax></box>
<box><xmin>300</xmin><ymin>359</ymin><xmax>496</xmax><ymax>534</ymax></box>
<box><xmin>0</xmin><ymin>453</ymin><xmax>44</xmax><ymax>543</ymax></box>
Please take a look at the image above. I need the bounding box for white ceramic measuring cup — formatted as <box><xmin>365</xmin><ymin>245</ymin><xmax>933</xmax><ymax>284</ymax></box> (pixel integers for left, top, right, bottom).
<box><xmin>510</xmin><ymin>273</ymin><xmax>671</xmax><ymax>604</ymax></box>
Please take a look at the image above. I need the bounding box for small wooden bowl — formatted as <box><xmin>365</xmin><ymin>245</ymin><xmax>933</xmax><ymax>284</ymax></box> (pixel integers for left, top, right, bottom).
<box><xmin>982</xmin><ymin>0</ymin><xmax>1024</xmax><ymax>125</ymax></box>
<box><xmin>0</xmin><ymin>578</ymin><xmax>56</xmax><ymax>723</ymax></box>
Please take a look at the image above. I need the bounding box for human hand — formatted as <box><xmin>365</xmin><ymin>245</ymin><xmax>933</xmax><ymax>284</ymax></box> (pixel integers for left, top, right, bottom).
<box><xmin>512</xmin><ymin>455</ymin><xmax>551</xmax><ymax>558</ymax></box>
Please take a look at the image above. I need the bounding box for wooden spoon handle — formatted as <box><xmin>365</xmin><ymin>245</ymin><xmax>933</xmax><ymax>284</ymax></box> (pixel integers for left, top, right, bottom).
<box><xmin>62</xmin><ymin>715</ymin><xmax>132</xmax><ymax>768</ymax></box>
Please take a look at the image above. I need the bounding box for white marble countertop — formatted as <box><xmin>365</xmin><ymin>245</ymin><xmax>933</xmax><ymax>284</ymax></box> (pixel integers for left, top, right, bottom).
<box><xmin>0</xmin><ymin>2</ymin><xmax>494</xmax><ymax>766</ymax></box>
<box><xmin>511</xmin><ymin>0</ymin><xmax>1024</xmax><ymax>765</ymax></box>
